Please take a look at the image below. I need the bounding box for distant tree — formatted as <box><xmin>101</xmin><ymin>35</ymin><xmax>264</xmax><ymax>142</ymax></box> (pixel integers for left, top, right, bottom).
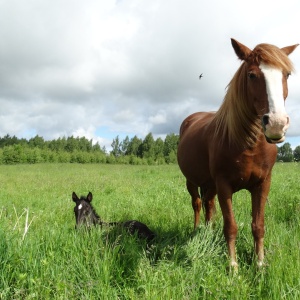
<box><xmin>293</xmin><ymin>145</ymin><xmax>300</xmax><ymax>161</ymax></box>
<box><xmin>0</xmin><ymin>134</ymin><xmax>11</xmax><ymax>147</ymax></box>
<box><xmin>92</xmin><ymin>142</ymin><xmax>106</xmax><ymax>154</ymax></box>
<box><xmin>92</xmin><ymin>142</ymin><xmax>101</xmax><ymax>152</ymax></box>
<box><xmin>127</xmin><ymin>135</ymin><xmax>142</xmax><ymax>157</ymax></box>
<box><xmin>141</xmin><ymin>133</ymin><xmax>155</xmax><ymax>158</ymax></box>
<box><xmin>166</xmin><ymin>150</ymin><xmax>177</xmax><ymax>164</ymax></box>
<box><xmin>277</xmin><ymin>142</ymin><xmax>293</xmax><ymax>162</ymax></box>
<box><xmin>0</xmin><ymin>134</ymin><xmax>25</xmax><ymax>147</ymax></box>
<box><xmin>164</xmin><ymin>133</ymin><xmax>179</xmax><ymax>158</ymax></box>
<box><xmin>65</xmin><ymin>136</ymin><xmax>77</xmax><ymax>152</ymax></box>
<box><xmin>77</xmin><ymin>137</ymin><xmax>93</xmax><ymax>152</ymax></box>
<box><xmin>121</xmin><ymin>136</ymin><xmax>130</xmax><ymax>155</ymax></box>
<box><xmin>47</xmin><ymin>137</ymin><xmax>67</xmax><ymax>152</ymax></box>
<box><xmin>164</xmin><ymin>133</ymin><xmax>179</xmax><ymax>163</ymax></box>
<box><xmin>154</xmin><ymin>137</ymin><xmax>164</xmax><ymax>160</ymax></box>
<box><xmin>28</xmin><ymin>135</ymin><xmax>45</xmax><ymax>148</ymax></box>
<box><xmin>111</xmin><ymin>135</ymin><xmax>122</xmax><ymax>157</ymax></box>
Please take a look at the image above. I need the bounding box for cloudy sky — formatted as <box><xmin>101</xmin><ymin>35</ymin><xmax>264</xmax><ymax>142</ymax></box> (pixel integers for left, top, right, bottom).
<box><xmin>0</xmin><ymin>0</ymin><xmax>300</xmax><ymax>151</ymax></box>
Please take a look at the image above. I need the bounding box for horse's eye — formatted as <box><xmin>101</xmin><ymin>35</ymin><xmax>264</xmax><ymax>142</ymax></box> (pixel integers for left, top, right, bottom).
<box><xmin>248</xmin><ymin>72</ymin><xmax>257</xmax><ymax>79</ymax></box>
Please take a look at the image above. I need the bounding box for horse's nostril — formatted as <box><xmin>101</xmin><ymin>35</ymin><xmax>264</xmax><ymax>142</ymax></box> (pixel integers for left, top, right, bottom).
<box><xmin>262</xmin><ymin>115</ymin><xmax>269</xmax><ymax>126</ymax></box>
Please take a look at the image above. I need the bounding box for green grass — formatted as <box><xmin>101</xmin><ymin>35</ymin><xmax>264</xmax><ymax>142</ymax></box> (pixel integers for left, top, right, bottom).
<box><xmin>0</xmin><ymin>163</ymin><xmax>300</xmax><ymax>299</ymax></box>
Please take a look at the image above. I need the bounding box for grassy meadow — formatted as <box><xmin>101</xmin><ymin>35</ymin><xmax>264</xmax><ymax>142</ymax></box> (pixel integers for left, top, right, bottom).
<box><xmin>0</xmin><ymin>163</ymin><xmax>300</xmax><ymax>299</ymax></box>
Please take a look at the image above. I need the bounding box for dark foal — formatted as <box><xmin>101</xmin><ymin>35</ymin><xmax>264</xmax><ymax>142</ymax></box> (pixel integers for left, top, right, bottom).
<box><xmin>72</xmin><ymin>192</ymin><xmax>155</xmax><ymax>242</ymax></box>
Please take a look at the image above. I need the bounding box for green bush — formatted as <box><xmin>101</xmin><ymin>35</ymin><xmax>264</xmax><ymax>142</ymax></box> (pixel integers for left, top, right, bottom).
<box><xmin>25</xmin><ymin>148</ymin><xmax>43</xmax><ymax>164</ymax></box>
<box><xmin>2</xmin><ymin>145</ymin><xmax>25</xmax><ymax>164</ymax></box>
<box><xmin>57</xmin><ymin>151</ymin><xmax>71</xmax><ymax>163</ymax></box>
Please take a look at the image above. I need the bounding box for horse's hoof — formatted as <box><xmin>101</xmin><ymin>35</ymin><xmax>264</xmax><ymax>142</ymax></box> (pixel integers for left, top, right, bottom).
<box><xmin>257</xmin><ymin>261</ymin><xmax>264</xmax><ymax>268</ymax></box>
<box><xmin>229</xmin><ymin>261</ymin><xmax>239</xmax><ymax>274</ymax></box>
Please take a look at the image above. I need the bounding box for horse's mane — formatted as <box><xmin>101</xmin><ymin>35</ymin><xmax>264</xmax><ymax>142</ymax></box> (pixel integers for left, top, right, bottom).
<box><xmin>212</xmin><ymin>43</ymin><xmax>295</xmax><ymax>148</ymax></box>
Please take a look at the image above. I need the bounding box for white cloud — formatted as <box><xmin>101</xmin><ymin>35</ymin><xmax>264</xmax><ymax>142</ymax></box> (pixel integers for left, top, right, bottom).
<box><xmin>149</xmin><ymin>111</ymin><xmax>167</xmax><ymax>125</ymax></box>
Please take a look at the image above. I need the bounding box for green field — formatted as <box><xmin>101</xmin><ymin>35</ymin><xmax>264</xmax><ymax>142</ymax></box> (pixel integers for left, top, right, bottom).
<box><xmin>0</xmin><ymin>163</ymin><xmax>300</xmax><ymax>299</ymax></box>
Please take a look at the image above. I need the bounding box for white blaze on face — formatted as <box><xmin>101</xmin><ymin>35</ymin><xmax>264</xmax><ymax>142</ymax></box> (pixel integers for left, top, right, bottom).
<box><xmin>259</xmin><ymin>63</ymin><xmax>289</xmax><ymax>141</ymax></box>
<box><xmin>78</xmin><ymin>204</ymin><xmax>82</xmax><ymax>210</ymax></box>
<box><xmin>259</xmin><ymin>63</ymin><xmax>285</xmax><ymax>113</ymax></box>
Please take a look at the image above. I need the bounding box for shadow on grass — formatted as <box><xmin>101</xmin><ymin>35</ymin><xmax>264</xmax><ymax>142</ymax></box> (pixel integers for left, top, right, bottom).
<box><xmin>88</xmin><ymin>221</ymin><xmax>226</xmax><ymax>271</ymax></box>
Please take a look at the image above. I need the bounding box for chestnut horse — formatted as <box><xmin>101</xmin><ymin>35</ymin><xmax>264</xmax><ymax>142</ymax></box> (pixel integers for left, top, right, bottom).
<box><xmin>177</xmin><ymin>38</ymin><xmax>298</xmax><ymax>268</ymax></box>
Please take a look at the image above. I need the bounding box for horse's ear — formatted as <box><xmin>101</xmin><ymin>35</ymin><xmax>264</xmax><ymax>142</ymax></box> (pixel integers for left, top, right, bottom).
<box><xmin>72</xmin><ymin>192</ymin><xmax>79</xmax><ymax>202</ymax></box>
<box><xmin>87</xmin><ymin>192</ymin><xmax>93</xmax><ymax>202</ymax></box>
<box><xmin>281</xmin><ymin>44</ymin><xmax>299</xmax><ymax>56</ymax></box>
<box><xmin>231</xmin><ymin>38</ymin><xmax>252</xmax><ymax>61</ymax></box>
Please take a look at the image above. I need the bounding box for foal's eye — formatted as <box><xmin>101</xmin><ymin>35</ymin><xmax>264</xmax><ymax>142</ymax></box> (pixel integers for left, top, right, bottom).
<box><xmin>248</xmin><ymin>72</ymin><xmax>257</xmax><ymax>79</ymax></box>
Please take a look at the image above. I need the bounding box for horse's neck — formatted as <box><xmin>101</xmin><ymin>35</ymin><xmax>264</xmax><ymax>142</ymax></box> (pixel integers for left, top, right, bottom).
<box><xmin>213</xmin><ymin>94</ymin><xmax>261</xmax><ymax>148</ymax></box>
<box><xmin>89</xmin><ymin>206</ymin><xmax>102</xmax><ymax>225</ymax></box>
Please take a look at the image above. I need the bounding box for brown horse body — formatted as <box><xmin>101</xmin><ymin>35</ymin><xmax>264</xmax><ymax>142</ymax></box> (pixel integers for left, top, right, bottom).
<box><xmin>178</xmin><ymin>39</ymin><xmax>298</xmax><ymax>268</ymax></box>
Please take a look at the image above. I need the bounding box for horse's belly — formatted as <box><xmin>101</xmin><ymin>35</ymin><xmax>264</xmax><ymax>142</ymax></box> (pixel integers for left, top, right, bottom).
<box><xmin>177</xmin><ymin>133</ymin><xmax>211</xmax><ymax>186</ymax></box>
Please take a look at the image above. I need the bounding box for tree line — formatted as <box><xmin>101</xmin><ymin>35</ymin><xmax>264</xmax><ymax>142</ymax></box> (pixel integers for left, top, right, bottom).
<box><xmin>0</xmin><ymin>133</ymin><xmax>298</xmax><ymax>165</ymax></box>
<box><xmin>0</xmin><ymin>133</ymin><xmax>179</xmax><ymax>165</ymax></box>
<box><xmin>277</xmin><ymin>142</ymin><xmax>300</xmax><ymax>162</ymax></box>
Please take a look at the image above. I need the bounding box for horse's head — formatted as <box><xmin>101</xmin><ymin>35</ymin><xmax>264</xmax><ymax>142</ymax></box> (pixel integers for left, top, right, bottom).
<box><xmin>231</xmin><ymin>38</ymin><xmax>298</xmax><ymax>144</ymax></box>
<box><xmin>72</xmin><ymin>192</ymin><xmax>100</xmax><ymax>228</ymax></box>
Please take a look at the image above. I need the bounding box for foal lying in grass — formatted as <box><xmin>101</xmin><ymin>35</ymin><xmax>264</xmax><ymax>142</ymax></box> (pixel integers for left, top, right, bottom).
<box><xmin>72</xmin><ymin>192</ymin><xmax>155</xmax><ymax>242</ymax></box>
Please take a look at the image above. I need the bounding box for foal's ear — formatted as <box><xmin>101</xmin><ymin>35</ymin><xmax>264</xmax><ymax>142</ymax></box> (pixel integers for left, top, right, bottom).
<box><xmin>72</xmin><ymin>192</ymin><xmax>79</xmax><ymax>202</ymax></box>
<box><xmin>281</xmin><ymin>44</ymin><xmax>299</xmax><ymax>56</ymax></box>
<box><xmin>231</xmin><ymin>38</ymin><xmax>252</xmax><ymax>61</ymax></box>
<box><xmin>86</xmin><ymin>192</ymin><xmax>93</xmax><ymax>202</ymax></box>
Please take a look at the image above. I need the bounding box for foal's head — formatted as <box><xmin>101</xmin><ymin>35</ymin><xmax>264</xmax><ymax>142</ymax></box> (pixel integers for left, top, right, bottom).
<box><xmin>72</xmin><ymin>192</ymin><xmax>100</xmax><ymax>228</ymax></box>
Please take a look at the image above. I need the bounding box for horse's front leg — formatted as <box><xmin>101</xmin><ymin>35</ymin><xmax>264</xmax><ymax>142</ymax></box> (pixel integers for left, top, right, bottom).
<box><xmin>187</xmin><ymin>180</ymin><xmax>201</xmax><ymax>229</ymax></box>
<box><xmin>250</xmin><ymin>178</ymin><xmax>271</xmax><ymax>267</ymax></box>
<box><xmin>217</xmin><ymin>184</ymin><xmax>238</xmax><ymax>269</ymax></box>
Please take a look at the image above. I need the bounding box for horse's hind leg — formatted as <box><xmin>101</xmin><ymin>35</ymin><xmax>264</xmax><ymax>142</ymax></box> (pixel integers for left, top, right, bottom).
<box><xmin>186</xmin><ymin>180</ymin><xmax>201</xmax><ymax>229</ymax></box>
<box><xmin>201</xmin><ymin>187</ymin><xmax>216</xmax><ymax>224</ymax></box>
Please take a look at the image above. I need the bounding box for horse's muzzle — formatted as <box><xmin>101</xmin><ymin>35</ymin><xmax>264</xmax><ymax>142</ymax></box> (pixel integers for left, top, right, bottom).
<box><xmin>265</xmin><ymin>135</ymin><xmax>286</xmax><ymax>144</ymax></box>
<box><xmin>262</xmin><ymin>113</ymin><xmax>289</xmax><ymax>144</ymax></box>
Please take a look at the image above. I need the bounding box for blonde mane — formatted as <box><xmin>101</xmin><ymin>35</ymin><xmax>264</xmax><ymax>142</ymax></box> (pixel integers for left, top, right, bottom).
<box><xmin>212</xmin><ymin>43</ymin><xmax>295</xmax><ymax>148</ymax></box>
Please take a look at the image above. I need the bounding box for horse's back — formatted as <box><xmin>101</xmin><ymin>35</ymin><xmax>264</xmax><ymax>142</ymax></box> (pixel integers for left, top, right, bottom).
<box><xmin>179</xmin><ymin>112</ymin><xmax>215</xmax><ymax>137</ymax></box>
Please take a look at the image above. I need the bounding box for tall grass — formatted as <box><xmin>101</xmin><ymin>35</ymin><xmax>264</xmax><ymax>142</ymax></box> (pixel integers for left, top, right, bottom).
<box><xmin>0</xmin><ymin>163</ymin><xmax>299</xmax><ymax>299</ymax></box>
